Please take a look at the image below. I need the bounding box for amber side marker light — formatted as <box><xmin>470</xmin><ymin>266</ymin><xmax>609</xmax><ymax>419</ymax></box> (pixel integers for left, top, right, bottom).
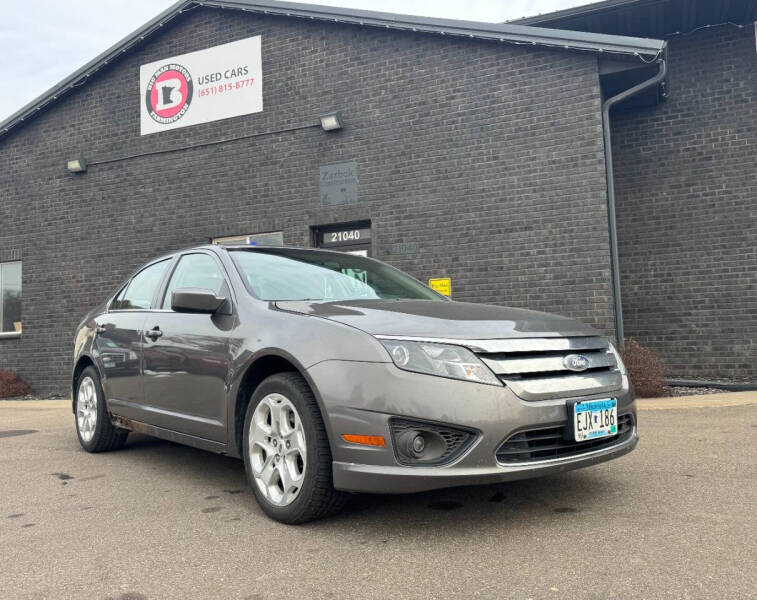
<box><xmin>342</xmin><ymin>434</ymin><xmax>386</xmax><ymax>447</ymax></box>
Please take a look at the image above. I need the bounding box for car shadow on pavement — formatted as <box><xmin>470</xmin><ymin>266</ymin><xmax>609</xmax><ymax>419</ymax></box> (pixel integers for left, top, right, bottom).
<box><xmin>117</xmin><ymin>433</ymin><xmax>625</xmax><ymax>530</ymax></box>
<box><xmin>120</xmin><ymin>433</ymin><xmax>247</xmax><ymax>483</ymax></box>
<box><xmin>324</xmin><ymin>470</ymin><xmax>621</xmax><ymax>532</ymax></box>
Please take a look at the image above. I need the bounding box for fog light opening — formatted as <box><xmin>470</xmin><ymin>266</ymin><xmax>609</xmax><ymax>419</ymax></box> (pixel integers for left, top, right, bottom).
<box><xmin>390</xmin><ymin>417</ymin><xmax>477</xmax><ymax>466</ymax></box>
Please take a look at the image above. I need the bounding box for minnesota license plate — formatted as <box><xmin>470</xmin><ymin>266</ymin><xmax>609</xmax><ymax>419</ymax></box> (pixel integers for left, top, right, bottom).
<box><xmin>573</xmin><ymin>398</ymin><xmax>617</xmax><ymax>442</ymax></box>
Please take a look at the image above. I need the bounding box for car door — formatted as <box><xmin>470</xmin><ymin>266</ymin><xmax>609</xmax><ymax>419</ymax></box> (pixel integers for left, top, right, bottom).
<box><xmin>141</xmin><ymin>251</ymin><xmax>234</xmax><ymax>442</ymax></box>
<box><xmin>94</xmin><ymin>258</ymin><xmax>172</xmax><ymax>415</ymax></box>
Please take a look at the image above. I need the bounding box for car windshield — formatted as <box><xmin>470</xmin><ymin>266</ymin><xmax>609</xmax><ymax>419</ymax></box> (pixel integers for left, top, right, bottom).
<box><xmin>230</xmin><ymin>248</ymin><xmax>444</xmax><ymax>302</ymax></box>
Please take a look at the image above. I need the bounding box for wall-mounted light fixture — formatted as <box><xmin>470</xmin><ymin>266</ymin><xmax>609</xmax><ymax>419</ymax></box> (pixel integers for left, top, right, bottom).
<box><xmin>66</xmin><ymin>158</ymin><xmax>88</xmax><ymax>173</ymax></box>
<box><xmin>319</xmin><ymin>112</ymin><xmax>343</xmax><ymax>132</ymax></box>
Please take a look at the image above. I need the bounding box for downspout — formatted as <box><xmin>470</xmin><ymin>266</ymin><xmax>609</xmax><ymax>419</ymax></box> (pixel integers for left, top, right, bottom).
<box><xmin>601</xmin><ymin>46</ymin><xmax>667</xmax><ymax>348</ymax></box>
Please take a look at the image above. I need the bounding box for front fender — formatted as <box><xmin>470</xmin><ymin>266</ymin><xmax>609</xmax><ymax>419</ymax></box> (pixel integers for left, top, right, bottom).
<box><xmin>225</xmin><ymin>348</ymin><xmax>326</xmax><ymax>458</ymax></box>
<box><xmin>224</xmin><ymin>310</ymin><xmax>391</xmax><ymax>458</ymax></box>
<box><xmin>71</xmin><ymin>321</ymin><xmax>99</xmax><ymax>412</ymax></box>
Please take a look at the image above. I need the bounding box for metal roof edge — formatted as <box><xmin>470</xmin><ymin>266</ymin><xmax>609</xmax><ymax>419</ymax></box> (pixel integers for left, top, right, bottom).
<box><xmin>509</xmin><ymin>0</ymin><xmax>649</xmax><ymax>26</ymax></box>
<box><xmin>0</xmin><ymin>0</ymin><xmax>665</xmax><ymax>141</ymax></box>
<box><xmin>205</xmin><ymin>0</ymin><xmax>665</xmax><ymax>54</ymax></box>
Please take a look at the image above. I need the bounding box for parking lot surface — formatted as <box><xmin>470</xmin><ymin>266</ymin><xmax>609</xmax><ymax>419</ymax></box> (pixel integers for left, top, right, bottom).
<box><xmin>1</xmin><ymin>395</ymin><xmax>756</xmax><ymax>600</ymax></box>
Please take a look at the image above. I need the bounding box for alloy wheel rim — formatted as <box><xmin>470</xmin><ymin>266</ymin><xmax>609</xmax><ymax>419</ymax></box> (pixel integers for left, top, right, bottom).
<box><xmin>248</xmin><ymin>393</ymin><xmax>307</xmax><ymax>507</ymax></box>
<box><xmin>77</xmin><ymin>376</ymin><xmax>98</xmax><ymax>443</ymax></box>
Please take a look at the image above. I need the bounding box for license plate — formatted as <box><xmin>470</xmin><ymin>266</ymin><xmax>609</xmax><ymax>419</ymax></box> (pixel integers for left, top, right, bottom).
<box><xmin>573</xmin><ymin>398</ymin><xmax>618</xmax><ymax>442</ymax></box>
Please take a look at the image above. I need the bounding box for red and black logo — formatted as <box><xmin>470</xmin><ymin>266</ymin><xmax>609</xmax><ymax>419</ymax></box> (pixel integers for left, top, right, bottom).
<box><xmin>145</xmin><ymin>63</ymin><xmax>193</xmax><ymax>124</ymax></box>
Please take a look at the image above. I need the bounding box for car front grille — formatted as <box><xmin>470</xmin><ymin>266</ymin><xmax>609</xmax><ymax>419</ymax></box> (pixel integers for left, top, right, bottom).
<box><xmin>471</xmin><ymin>336</ymin><xmax>623</xmax><ymax>401</ymax></box>
<box><xmin>496</xmin><ymin>413</ymin><xmax>635</xmax><ymax>464</ymax></box>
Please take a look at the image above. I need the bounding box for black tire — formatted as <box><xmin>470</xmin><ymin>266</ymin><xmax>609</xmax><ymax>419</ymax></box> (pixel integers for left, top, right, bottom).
<box><xmin>242</xmin><ymin>372</ymin><xmax>346</xmax><ymax>524</ymax></box>
<box><xmin>74</xmin><ymin>366</ymin><xmax>128</xmax><ymax>453</ymax></box>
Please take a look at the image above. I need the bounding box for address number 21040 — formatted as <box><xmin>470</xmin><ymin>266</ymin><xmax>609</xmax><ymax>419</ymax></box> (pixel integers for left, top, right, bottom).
<box><xmin>330</xmin><ymin>230</ymin><xmax>362</xmax><ymax>243</ymax></box>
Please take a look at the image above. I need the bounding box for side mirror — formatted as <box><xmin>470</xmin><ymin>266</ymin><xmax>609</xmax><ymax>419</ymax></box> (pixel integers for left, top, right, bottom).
<box><xmin>171</xmin><ymin>288</ymin><xmax>228</xmax><ymax>314</ymax></box>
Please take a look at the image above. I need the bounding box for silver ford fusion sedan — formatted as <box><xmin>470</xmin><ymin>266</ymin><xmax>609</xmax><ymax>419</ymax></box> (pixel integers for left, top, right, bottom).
<box><xmin>72</xmin><ymin>245</ymin><xmax>637</xmax><ymax>523</ymax></box>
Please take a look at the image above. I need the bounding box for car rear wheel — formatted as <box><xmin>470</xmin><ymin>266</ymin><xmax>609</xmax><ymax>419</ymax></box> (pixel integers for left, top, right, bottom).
<box><xmin>75</xmin><ymin>366</ymin><xmax>128</xmax><ymax>453</ymax></box>
<box><xmin>243</xmin><ymin>372</ymin><xmax>346</xmax><ymax>524</ymax></box>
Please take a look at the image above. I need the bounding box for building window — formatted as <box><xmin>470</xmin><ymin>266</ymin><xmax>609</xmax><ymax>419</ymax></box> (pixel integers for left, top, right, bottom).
<box><xmin>0</xmin><ymin>261</ymin><xmax>22</xmax><ymax>336</ymax></box>
<box><xmin>212</xmin><ymin>231</ymin><xmax>284</xmax><ymax>246</ymax></box>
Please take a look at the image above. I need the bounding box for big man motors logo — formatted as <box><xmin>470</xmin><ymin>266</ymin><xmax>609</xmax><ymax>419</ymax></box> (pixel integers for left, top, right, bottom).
<box><xmin>144</xmin><ymin>63</ymin><xmax>194</xmax><ymax>125</ymax></box>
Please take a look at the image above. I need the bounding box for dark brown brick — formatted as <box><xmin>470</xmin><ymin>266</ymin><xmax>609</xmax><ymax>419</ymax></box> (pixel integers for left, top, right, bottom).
<box><xmin>612</xmin><ymin>25</ymin><xmax>757</xmax><ymax>381</ymax></box>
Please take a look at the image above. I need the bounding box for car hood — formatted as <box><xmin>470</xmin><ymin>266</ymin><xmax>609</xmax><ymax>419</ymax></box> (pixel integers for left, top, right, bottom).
<box><xmin>274</xmin><ymin>299</ymin><xmax>599</xmax><ymax>340</ymax></box>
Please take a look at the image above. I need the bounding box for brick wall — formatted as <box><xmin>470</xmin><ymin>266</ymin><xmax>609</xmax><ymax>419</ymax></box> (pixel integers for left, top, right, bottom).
<box><xmin>612</xmin><ymin>24</ymin><xmax>757</xmax><ymax>380</ymax></box>
<box><xmin>0</xmin><ymin>8</ymin><xmax>614</xmax><ymax>394</ymax></box>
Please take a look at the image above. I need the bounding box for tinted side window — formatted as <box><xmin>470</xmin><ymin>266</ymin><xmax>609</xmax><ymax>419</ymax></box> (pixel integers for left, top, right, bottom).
<box><xmin>113</xmin><ymin>260</ymin><xmax>170</xmax><ymax>310</ymax></box>
<box><xmin>162</xmin><ymin>254</ymin><xmax>228</xmax><ymax>309</ymax></box>
<box><xmin>109</xmin><ymin>284</ymin><xmax>128</xmax><ymax>311</ymax></box>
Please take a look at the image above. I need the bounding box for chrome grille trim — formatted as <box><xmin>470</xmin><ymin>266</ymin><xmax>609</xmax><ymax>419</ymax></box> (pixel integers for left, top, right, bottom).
<box><xmin>502</xmin><ymin>371</ymin><xmax>623</xmax><ymax>401</ymax></box>
<box><xmin>481</xmin><ymin>350</ymin><xmax>616</xmax><ymax>375</ymax></box>
<box><xmin>372</xmin><ymin>335</ymin><xmax>610</xmax><ymax>354</ymax></box>
<box><xmin>466</xmin><ymin>336</ymin><xmax>609</xmax><ymax>354</ymax></box>
<box><xmin>475</xmin><ymin>336</ymin><xmax>622</xmax><ymax>401</ymax></box>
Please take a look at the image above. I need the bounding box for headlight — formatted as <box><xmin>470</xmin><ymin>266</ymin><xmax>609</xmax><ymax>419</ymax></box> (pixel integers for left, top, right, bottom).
<box><xmin>379</xmin><ymin>339</ymin><xmax>501</xmax><ymax>386</ymax></box>
<box><xmin>608</xmin><ymin>343</ymin><xmax>628</xmax><ymax>375</ymax></box>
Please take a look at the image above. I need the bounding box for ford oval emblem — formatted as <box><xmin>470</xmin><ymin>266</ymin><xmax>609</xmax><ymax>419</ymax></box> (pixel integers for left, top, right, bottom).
<box><xmin>563</xmin><ymin>354</ymin><xmax>590</xmax><ymax>372</ymax></box>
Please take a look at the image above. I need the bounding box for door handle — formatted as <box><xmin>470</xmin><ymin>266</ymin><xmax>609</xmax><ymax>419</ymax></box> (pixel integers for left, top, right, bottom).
<box><xmin>144</xmin><ymin>327</ymin><xmax>163</xmax><ymax>340</ymax></box>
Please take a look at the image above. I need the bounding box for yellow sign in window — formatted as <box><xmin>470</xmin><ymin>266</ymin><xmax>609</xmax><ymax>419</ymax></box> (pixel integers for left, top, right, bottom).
<box><xmin>428</xmin><ymin>277</ymin><xmax>451</xmax><ymax>297</ymax></box>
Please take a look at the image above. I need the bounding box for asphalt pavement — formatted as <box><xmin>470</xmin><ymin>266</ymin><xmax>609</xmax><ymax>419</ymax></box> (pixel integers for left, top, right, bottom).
<box><xmin>1</xmin><ymin>394</ymin><xmax>755</xmax><ymax>600</ymax></box>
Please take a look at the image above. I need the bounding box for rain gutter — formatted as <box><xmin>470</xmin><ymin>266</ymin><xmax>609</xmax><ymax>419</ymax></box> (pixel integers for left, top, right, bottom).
<box><xmin>601</xmin><ymin>46</ymin><xmax>668</xmax><ymax>347</ymax></box>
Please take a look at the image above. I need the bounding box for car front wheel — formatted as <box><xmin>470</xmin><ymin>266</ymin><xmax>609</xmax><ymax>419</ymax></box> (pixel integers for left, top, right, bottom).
<box><xmin>243</xmin><ymin>372</ymin><xmax>346</xmax><ymax>524</ymax></box>
<box><xmin>75</xmin><ymin>366</ymin><xmax>128</xmax><ymax>452</ymax></box>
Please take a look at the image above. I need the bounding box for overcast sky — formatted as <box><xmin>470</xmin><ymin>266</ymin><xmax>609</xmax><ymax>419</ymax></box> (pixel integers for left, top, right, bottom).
<box><xmin>0</xmin><ymin>0</ymin><xmax>595</xmax><ymax>121</ymax></box>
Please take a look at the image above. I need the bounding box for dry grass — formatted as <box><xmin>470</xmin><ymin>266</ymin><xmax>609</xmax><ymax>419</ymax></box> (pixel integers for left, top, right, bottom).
<box><xmin>0</xmin><ymin>371</ymin><xmax>32</xmax><ymax>399</ymax></box>
<box><xmin>620</xmin><ymin>338</ymin><xmax>669</xmax><ymax>398</ymax></box>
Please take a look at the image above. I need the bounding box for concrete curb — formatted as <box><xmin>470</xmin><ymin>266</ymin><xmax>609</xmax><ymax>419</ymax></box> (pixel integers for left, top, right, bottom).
<box><xmin>638</xmin><ymin>391</ymin><xmax>757</xmax><ymax>410</ymax></box>
<box><xmin>667</xmin><ymin>379</ymin><xmax>757</xmax><ymax>392</ymax></box>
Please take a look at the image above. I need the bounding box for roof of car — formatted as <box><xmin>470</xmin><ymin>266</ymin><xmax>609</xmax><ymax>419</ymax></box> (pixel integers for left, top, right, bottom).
<box><xmin>214</xmin><ymin>244</ymin><xmax>363</xmax><ymax>255</ymax></box>
<box><xmin>0</xmin><ymin>0</ymin><xmax>666</xmax><ymax>142</ymax></box>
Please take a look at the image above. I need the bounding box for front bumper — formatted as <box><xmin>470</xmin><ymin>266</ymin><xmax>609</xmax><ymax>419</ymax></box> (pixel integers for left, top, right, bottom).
<box><xmin>308</xmin><ymin>360</ymin><xmax>637</xmax><ymax>494</ymax></box>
